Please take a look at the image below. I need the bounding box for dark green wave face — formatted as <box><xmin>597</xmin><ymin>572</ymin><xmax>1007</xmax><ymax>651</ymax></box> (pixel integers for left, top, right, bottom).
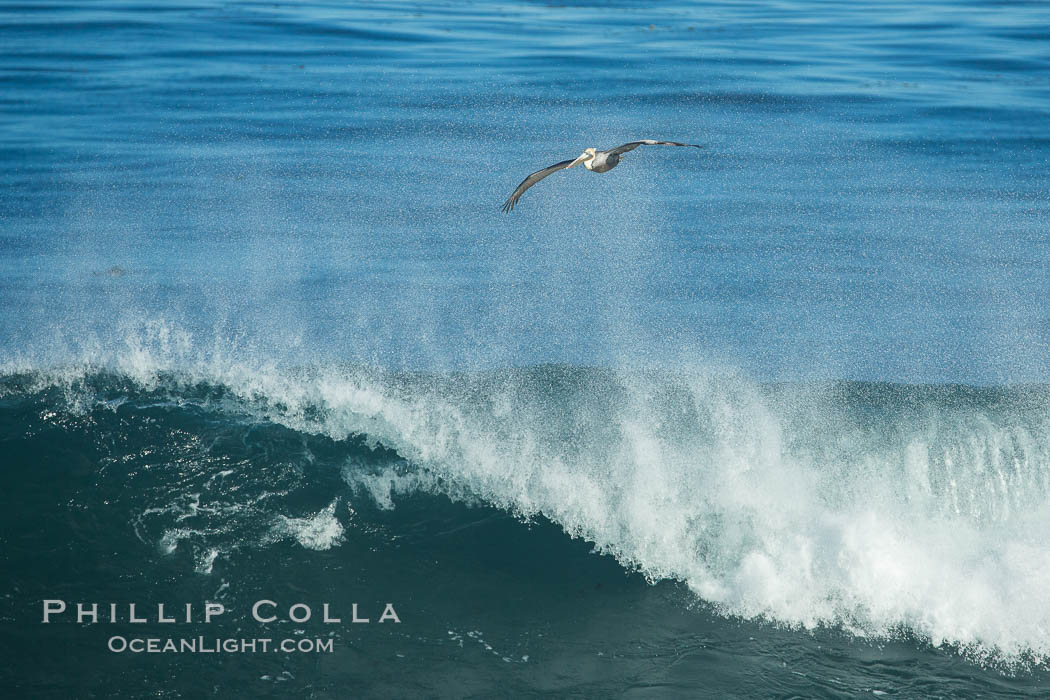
<box><xmin>4</xmin><ymin>365</ymin><xmax>1050</xmax><ymax>696</ymax></box>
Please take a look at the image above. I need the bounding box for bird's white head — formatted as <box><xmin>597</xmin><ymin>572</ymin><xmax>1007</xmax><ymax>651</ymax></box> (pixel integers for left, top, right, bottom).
<box><xmin>567</xmin><ymin>147</ymin><xmax>597</xmax><ymax>169</ymax></box>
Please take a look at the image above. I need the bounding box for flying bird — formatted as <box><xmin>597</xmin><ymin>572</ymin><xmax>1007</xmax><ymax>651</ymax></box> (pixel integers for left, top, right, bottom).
<box><xmin>500</xmin><ymin>140</ymin><xmax>702</xmax><ymax>212</ymax></box>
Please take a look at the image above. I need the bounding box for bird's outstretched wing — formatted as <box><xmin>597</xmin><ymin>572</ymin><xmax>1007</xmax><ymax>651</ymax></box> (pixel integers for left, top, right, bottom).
<box><xmin>501</xmin><ymin>159</ymin><xmax>576</xmax><ymax>212</ymax></box>
<box><xmin>606</xmin><ymin>140</ymin><xmax>703</xmax><ymax>156</ymax></box>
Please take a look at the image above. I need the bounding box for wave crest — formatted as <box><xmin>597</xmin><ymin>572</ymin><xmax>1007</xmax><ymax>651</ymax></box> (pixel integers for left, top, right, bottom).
<box><xmin>6</xmin><ymin>333</ymin><xmax>1050</xmax><ymax>664</ymax></box>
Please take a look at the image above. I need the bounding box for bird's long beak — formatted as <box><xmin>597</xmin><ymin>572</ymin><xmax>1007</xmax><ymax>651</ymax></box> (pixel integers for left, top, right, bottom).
<box><xmin>566</xmin><ymin>151</ymin><xmax>591</xmax><ymax>169</ymax></box>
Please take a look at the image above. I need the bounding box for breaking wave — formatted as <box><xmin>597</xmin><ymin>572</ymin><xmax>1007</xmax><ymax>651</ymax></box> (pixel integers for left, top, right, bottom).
<box><xmin>5</xmin><ymin>325</ymin><xmax>1050</xmax><ymax>666</ymax></box>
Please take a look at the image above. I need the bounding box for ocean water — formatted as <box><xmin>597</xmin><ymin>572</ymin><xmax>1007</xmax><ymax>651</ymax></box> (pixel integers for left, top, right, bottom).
<box><xmin>2</xmin><ymin>0</ymin><xmax>1050</xmax><ymax>697</ymax></box>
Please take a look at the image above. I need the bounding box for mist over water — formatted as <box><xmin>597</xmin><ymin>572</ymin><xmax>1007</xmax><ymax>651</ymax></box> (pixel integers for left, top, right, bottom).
<box><xmin>3</xmin><ymin>0</ymin><xmax>1050</xmax><ymax>696</ymax></box>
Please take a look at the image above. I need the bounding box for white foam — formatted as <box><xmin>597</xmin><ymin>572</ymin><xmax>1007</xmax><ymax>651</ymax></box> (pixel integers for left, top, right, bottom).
<box><xmin>196</xmin><ymin>548</ymin><xmax>220</xmax><ymax>575</ymax></box>
<box><xmin>272</xmin><ymin>499</ymin><xmax>346</xmax><ymax>551</ymax></box>
<box><xmin>314</xmin><ymin>368</ymin><xmax>1050</xmax><ymax>665</ymax></box>
<box><xmin>343</xmin><ymin>463</ymin><xmax>480</xmax><ymax>509</ymax></box>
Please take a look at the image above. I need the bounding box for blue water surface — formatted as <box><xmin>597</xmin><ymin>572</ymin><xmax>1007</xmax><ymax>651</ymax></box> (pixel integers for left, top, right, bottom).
<box><xmin>2</xmin><ymin>0</ymin><xmax>1048</xmax><ymax>382</ymax></box>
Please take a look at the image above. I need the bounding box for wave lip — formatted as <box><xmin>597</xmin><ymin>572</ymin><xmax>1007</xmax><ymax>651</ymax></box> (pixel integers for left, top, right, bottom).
<box><xmin>252</xmin><ymin>365</ymin><xmax>1050</xmax><ymax>665</ymax></box>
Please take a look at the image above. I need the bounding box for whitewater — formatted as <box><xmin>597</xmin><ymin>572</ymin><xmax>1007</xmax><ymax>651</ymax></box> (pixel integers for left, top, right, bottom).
<box><xmin>7</xmin><ymin>323</ymin><xmax>1050</xmax><ymax>669</ymax></box>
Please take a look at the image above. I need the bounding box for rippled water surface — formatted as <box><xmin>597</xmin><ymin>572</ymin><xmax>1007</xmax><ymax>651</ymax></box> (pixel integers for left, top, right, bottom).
<box><xmin>5</xmin><ymin>0</ymin><xmax>1050</xmax><ymax>380</ymax></box>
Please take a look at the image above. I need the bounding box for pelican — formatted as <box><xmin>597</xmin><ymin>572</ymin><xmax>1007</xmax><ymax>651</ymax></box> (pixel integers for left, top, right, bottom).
<box><xmin>500</xmin><ymin>140</ymin><xmax>702</xmax><ymax>212</ymax></box>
